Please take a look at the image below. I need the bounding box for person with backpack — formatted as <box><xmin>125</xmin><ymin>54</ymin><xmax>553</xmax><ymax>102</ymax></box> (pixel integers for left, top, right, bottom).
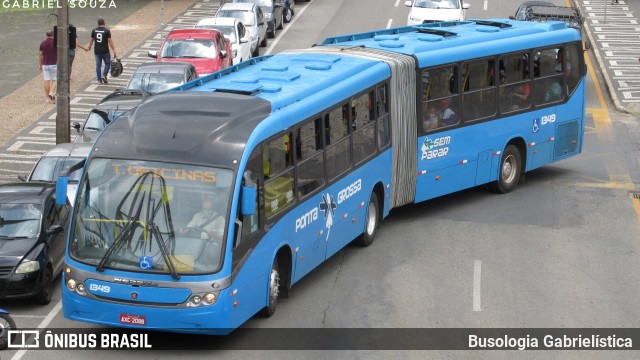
<box><xmin>86</xmin><ymin>18</ymin><xmax>117</xmax><ymax>84</ymax></box>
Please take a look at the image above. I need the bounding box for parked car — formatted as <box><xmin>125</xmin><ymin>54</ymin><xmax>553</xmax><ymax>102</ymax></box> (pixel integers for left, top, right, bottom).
<box><xmin>216</xmin><ymin>2</ymin><xmax>267</xmax><ymax>57</ymax></box>
<box><xmin>72</xmin><ymin>89</ymin><xmax>145</xmax><ymax>144</ymax></box>
<box><xmin>234</xmin><ymin>0</ymin><xmax>293</xmax><ymax>38</ymax></box>
<box><xmin>195</xmin><ymin>17</ymin><xmax>252</xmax><ymax>65</ymax></box>
<box><xmin>0</xmin><ymin>182</ymin><xmax>70</xmax><ymax>304</ymax></box>
<box><xmin>18</xmin><ymin>142</ymin><xmax>91</xmax><ymax>204</ymax></box>
<box><xmin>405</xmin><ymin>0</ymin><xmax>470</xmax><ymax>26</ymax></box>
<box><xmin>148</xmin><ymin>28</ymin><xmax>232</xmax><ymax>77</ymax></box>
<box><xmin>511</xmin><ymin>1</ymin><xmax>553</xmax><ymax>20</ymax></box>
<box><xmin>510</xmin><ymin>1</ymin><xmax>583</xmax><ymax>29</ymax></box>
<box><xmin>127</xmin><ymin>62</ymin><xmax>198</xmax><ymax>94</ymax></box>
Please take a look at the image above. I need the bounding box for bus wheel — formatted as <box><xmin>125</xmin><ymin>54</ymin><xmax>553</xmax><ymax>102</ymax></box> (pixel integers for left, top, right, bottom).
<box><xmin>493</xmin><ymin>144</ymin><xmax>522</xmax><ymax>194</ymax></box>
<box><xmin>355</xmin><ymin>192</ymin><xmax>379</xmax><ymax>247</ymax></box>
<box><xmin>260</xmin><ymin>258</ymin><xmax>281</xmax><ymax>317</ymax></box>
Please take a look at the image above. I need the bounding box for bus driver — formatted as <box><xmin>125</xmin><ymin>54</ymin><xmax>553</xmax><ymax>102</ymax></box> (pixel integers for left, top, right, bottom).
<box><xmin>180</xmin><ymin>193</ymin><xmax>224</xmax><ymax>240</ymax></box>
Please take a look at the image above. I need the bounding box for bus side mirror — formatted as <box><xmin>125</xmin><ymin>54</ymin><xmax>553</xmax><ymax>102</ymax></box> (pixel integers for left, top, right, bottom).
<box><xmin>56</xmin><ymin>176</ymin><xmax>69</xmax><ymax>206</ymax></box>
<box><xmin>241</xmin><ymin>185</ymin><xmax>256</xmax><ymax>216</ymax></box>
<box><xmin>583</xmin><ymin>40</ymin><xmax>591</xmax><ymax>51</ymax></box>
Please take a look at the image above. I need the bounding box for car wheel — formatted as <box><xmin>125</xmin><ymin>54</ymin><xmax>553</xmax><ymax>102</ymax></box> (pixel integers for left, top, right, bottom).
<box><xmin>259</xmin><ymin>257</ymin><xmax>281</xmax><ymax>317</ymax></box>
<box><xmin>492</xmin><ymin>144</ymin><xmax>522</xmax><ymax>194</ymax></box>
<box><xmin>34</xmin><ymin>266</ymin><xmax>53</xmax><ymax>305</ymax></box>
<box><xmin>284</xmin><ymin>8</ymin><xmax>293</xmax><ymax>23</ymax></box>
<box><xmin>252</xmin><ymin>45</ymin><xmax>260</xmax><ymax>57</ymax></box>
<box><xmin>0</xmin><ymin>313</ymin><xmax>17</xmax><ymax>350</ymax></box>
<box><xmin>260</xmin><ymin>35</ymin><xmax>268</xmax><ymax>47</ymax></box>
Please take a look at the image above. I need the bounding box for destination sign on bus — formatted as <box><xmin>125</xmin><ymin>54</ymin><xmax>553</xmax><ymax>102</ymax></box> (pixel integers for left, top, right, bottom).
<box><xmin>111</xmin><ymin>164</ymin><xmax>217</xmax><ymax>183</ymax></box>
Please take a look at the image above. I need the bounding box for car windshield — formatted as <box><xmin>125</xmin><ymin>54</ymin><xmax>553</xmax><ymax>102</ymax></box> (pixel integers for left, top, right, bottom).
<box><xmin>128</xmin><ymin>73</ymin><xmax>185</xmax><ymax>94</ymax></box>
<box><xmin>218</xmin><ymin>10</ymin><xmax>255</xmax><ymax>26</ymax></box>
<box><xmin>195</xmin><ymin>25</ymin><xmax>236</xmax><ymax>43</ymax></box>
<box><xmin>0</xmin><ymin>204</ymin><xmax>41</xmax><ymax>238</ymax></box>
<box><xmin>30</xmin><ymin>156</ymin><xmax>85</xmax><ymax>182</ymax></box>
<box><xmin>70</xmin><ymin>158</ymin><xmax>233</xmax><ymax>275</ymax></box>
<box><xmin>236</xmin><ymin>0</ymin><xmax>272</xmax><ymax>9</ymax></box>
<box><xmin>160</xmin><ymin>39</ymin><xmax>218</xmax><ymax>59</ymax></box>
<box><xmin>414</xmin><ymin>0</ymin><xmax>460</xmax><ymax>9</ymax></box>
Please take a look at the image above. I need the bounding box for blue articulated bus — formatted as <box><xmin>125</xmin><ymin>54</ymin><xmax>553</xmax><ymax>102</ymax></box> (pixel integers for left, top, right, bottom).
<box><xmin>58</xmin><ymin>19</ymin><xmax>586</xmax><ymax>333</ymax></box>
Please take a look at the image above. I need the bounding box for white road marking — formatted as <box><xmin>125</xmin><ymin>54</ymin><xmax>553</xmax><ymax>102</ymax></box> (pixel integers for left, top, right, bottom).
<box><xmin>473</xmin><ymin>260</ymin><xmax>482</xmax><ymax>311</ymax></box>
<box><xmin>11</xmin><ymin>301</ymin><xmax>62</xmax><ymax>360</ymax></box>
<box><xmin>395</xmin><ymin>0</ymin><xmax>402</xmax><ymax>7</ymax></box>
<box><xmin>387</xmin><ymin>19</ymin><xmax>393</xmax><ymax>29</ymax></box>
<box><xmin>265</xmin><ymin>2</ymin><xmax>312</xmax><ymax>55</ymax></box>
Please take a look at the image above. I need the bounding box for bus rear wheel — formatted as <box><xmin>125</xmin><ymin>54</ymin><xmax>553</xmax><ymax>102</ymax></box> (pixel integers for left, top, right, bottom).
<box><xmin>493</xmin><ymin>144</ymin><xmax>522</xmax><ymax>194</ymax></box>
<box><xmin>259</xmin><ymin>257</ymin><xmax>281</xmax><ymax>317</ymax></box>
<box><xmin>354</xmin><ymin>192</ymin><xmax>379</xmax><ymax>247</ymax></box>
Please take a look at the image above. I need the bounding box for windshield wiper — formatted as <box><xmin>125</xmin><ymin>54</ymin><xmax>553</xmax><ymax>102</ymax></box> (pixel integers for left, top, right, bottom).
<box><xmin>147</xmin><ymin>223</ymin><xmax>179</xmax><ymax>280</ymax></box>
<box><xmin>0</xmin><ymin>218</ymin><xmax>39</xmax><ymax>227</ymax></box>
<box><xmin>96</xmin><ymin>193</ymin><xmax>144</xmax><ymax>272</ymax></box>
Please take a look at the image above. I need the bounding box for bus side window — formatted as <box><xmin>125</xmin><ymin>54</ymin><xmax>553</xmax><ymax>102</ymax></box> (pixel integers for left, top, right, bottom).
<box><xmin>325</xmin><ymin>103</ymin><xmax>351</xmax><ymax>180</ymax></box>
<box><xmin>423</xmin><ymin>65</ymin><xmax>459</xmax><ymax>131</ymax></box>
<box><xmin>498</xmin><ymin>52</ymin><xmax>531</xmax><ymax>114</ymax></box>
<box><xmin>264</xmin><ymin>132</ymin><xmax>294</xmax><ymax>218</ymax></box>
<box><xmin>462</xmin><ymin>58</ymin><xmax>496</xmax><ymax>122</ymax></box>
<box><xmin>565</xmin><ymin>43</ymin><xmax>581</xmax><ymax>96</ymax></box>
<box><xmin>241</xmin><ymin>148</ymin><xmax>262</xmax><ymax>238</ymax></box>
<box><xmin>376</xmin><ymin>83</ymin><xmax>390</xmax><ymax>148</ymax></box>
<box><xmin>296</xmin><ymin>118</ymin><xmax>325</xmax><ymax>198</ymax></box>
<box><xmin>533</xmin><ymin>47</ymin><xmax>564</xmax><ymax>106</ymax></box>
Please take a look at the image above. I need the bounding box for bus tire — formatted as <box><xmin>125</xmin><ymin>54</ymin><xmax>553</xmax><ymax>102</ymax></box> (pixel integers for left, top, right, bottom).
<box><xmin>259</xmin><ymin>257</ymin><xmax>281</xmax><ymax>317</ymax></box>
<box><xmin>493</xmin><ymin>144</ymin><xmax>522</xmax><ymax>194</ymax></box>
<box><xmin>355</xmin><ymin>192</ymin><xmax>380</xmax><ymax>247</ymax></box>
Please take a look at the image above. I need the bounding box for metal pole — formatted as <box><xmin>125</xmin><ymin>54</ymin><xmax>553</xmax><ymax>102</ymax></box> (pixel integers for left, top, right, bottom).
<box><xmin>56</xmin><ymin>0</ymin><xmax>70</xmax><ymax>144</ymax></box>
<box><xmin>160</xmin><ymin>0</ymin><xmax>165</xmax><ymax>44</ymax></box>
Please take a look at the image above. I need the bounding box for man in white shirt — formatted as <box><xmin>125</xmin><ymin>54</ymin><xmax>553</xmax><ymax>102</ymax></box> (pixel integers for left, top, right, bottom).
<box><xmin>180</xmin><ymin>194</ymin><xmax>224</xmax><ymax>240</ymax></box>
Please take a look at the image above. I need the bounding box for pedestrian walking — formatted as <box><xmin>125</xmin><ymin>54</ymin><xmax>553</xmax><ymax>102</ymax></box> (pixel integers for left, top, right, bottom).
<box><xmin>39</xmin><ymin>28</ymin><xmax>57</xmax><ymax>103</ymax></box>
<box><xmin>68</xmin><ymin>24</ymin><xmax>88</xmax><ymax>78</ymax></box>
<box><xmin>86</xmin><ymin>18</ymin><xmax>117</xmax><ymax>84</ymax></box>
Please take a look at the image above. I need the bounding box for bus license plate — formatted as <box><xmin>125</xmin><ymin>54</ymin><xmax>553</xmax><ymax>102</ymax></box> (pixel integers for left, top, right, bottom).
<box><xmin>120</xmin><ymin>313</ymin><xmax>146</xmax><ymax>326</ymax></box>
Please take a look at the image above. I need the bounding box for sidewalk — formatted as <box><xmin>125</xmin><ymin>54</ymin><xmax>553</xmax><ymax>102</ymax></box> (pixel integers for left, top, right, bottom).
<box><xmin>572</xmin><ymin>0</ymin><xmax>640</xmax><ymax>115</ymax></box>
<box><xmin>0</xmin><ymin>0</ymin><xmax>197</xmax><ymax>147</ymax></box>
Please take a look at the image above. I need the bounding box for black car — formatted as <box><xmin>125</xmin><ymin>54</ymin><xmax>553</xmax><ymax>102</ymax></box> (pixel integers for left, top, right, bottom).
<box><xmin>72</xmin><ymin>89</ymin><xmax>145</xmax><ymax>144</ymax></box>
<box><xmin>126</xmin><ymin>62</ymin><xmax>198</xmax><ymax>94</ymax></box>
<box><xmin>511</xmin><ymin>1</ymin><xmax>583</xmax><ymax>29</ymax></box>
<box><xmin>235</xmin><ymin>0</ymin><xmax>293</xmax><ymax>38</ymax></box>
<box><xmin>0</xmin><ymin>182</ymin><xmax>70</xmax><ymax>304</ymax></box>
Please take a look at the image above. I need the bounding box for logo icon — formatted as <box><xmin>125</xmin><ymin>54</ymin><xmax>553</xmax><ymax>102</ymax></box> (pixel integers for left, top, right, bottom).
<box><xmin>319</xmin><ymin>193</ymin><xmax>336</xmax><ymax>230</ymax></box>
<box><xmin>532</xmin><ymin>118</ymin><xmax>540</xmax><ymax>133</ymax></box>
<box><xmin>139</xmin><ymin>256</ymin><xmax>152</xmax><ymax>270</ymax></box>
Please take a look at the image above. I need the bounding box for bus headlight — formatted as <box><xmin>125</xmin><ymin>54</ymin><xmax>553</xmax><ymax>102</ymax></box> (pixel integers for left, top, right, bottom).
<box><xmin>76</xmin><ymin>283</ymin><xmax>87</xmax><ymax>295</ymax></box>
<box><xmin>15</xmin><ymin>260</ymin><xmax>40</xmax><ymax>274</ymax></box>
<box><xmin>203</xmin><ymin>292</ymin><xmax>218</xmax><ymax>305</ymax></box>
<box><xmin>66</xmin><ymin>278</ymin><xmax>77</xmax><ymax>290</ymax></box>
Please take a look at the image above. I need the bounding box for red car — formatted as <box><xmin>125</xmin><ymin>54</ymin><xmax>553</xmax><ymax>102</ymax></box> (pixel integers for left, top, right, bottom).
<box><xmin>148</xmin><ymin>29</ymin><xmax>232</xmax><ymax>76</ymax></box>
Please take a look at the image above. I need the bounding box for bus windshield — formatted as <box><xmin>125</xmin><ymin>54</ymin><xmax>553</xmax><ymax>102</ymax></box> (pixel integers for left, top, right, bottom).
<box><xmin>69</xmin><ymin>158</ymin><xmax>233</xmax><ymax>275</ymax></box>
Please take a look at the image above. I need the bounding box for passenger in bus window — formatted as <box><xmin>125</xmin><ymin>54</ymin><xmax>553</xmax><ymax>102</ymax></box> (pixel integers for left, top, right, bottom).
<box><xmin>423</xmin><ymin>105</ymin><xmax>439</xmax><ymax>131</ymax></box>
<box><xmin>544</xmin><ymin>79</ymin><xmax>562</xmax><ymax>103</ymax></box>
<box><xmin>439</xmin><ymin>98</ymin><xmax>457</xmax><ymax>126</ymax></box>
<box><xmin>180</xmin><ymin>193</ymin><xmax>224</xmax><ymax>240</ymax></box>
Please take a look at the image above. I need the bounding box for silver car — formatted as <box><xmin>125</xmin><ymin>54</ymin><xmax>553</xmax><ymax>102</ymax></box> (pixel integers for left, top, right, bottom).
<box><xmin>195</xmin><ymin>17</ymin><xmax>252</xmax><ymax>65</ymax></box>
<box><xmin>216</xmin><ymin>2</ymin><xmax>267</xmax><ymax>57</ymax></box>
